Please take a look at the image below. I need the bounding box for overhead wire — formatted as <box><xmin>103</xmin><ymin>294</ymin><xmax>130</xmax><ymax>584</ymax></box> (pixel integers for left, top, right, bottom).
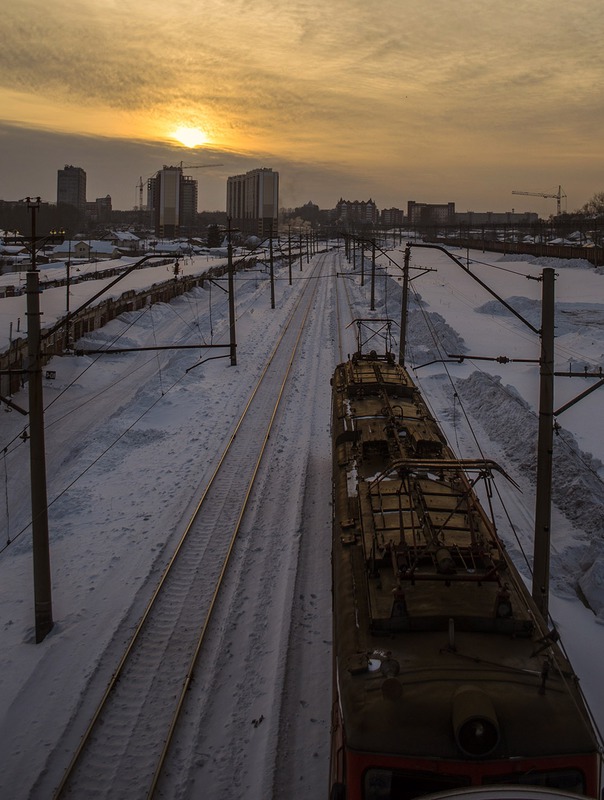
<box><xmin>0</xmin><ymin>361</ymin><xmax>193</xmax><ymax>556</ymax></box>
<box><xmin>0</xmin><ymin>291</ymin><xmax>215</xmax><ymax>554</ymax></box>
<box><xmin>403</xmin><ymin>277</ymin><xmax>537</xmax><ymax>569</ymax></box>
<box><xmin>149</xmin><ymin>303</ymin><xmax>165</xmax><ymax>396</ymax></box>
<box><xmin>3</xmin><ymin>448</ymin><xmax>10</xmax><ymax>545</ymax></box>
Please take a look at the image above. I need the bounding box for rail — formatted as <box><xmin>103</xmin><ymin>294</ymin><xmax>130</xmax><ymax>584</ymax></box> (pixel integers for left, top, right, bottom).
<box><xmin>52</xmin><ymin>256</ymin><xmax>325</xmax><ymax>799</ymax></box>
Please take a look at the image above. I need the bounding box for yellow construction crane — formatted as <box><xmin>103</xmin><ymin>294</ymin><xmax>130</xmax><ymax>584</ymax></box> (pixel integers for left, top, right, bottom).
<box><xmin>512</xmin><ymin>185</ymin><xmax>567</xmax><ymax>216</ymax></box>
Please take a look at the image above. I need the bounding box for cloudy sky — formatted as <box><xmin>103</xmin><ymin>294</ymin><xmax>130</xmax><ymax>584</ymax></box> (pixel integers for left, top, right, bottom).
<box><xmin>1</xmin><ymin>0</ymin><xmax>602</xmax><ymax>213</ymax></box>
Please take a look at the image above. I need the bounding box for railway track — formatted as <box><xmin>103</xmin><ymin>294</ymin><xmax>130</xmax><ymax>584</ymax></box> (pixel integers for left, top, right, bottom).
<box><xmin>52</xmin><ymin>254</ymin><xmax>328</xmax><ymax>799</ymax></box>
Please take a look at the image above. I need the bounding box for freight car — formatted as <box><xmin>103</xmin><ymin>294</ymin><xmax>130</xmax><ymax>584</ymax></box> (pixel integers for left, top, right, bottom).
<box><xmin>330</xmin><ymin>331</ymin><xmax>601</xmax><ymax>800</ymax></box>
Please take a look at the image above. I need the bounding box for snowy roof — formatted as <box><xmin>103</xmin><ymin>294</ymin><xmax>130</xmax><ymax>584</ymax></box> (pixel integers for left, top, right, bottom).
<box><xmin>51</xmin><ymin>241</ymin><xmax>118</xmax><ymax>255</ymax></box>
<box><xmin>0</xmin><ymin>245</ymin><xmax>27</xmax><ymax>254</ymax></box>
<box><xmin>103</xmin><ymin>231</ymin><xmax>140</xmax><ymax>241</ymax></box>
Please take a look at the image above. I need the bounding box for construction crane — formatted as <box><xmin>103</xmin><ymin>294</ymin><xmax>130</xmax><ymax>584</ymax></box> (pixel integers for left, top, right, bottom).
<box><xmin>177</xmin><ymin>162</ymin><xmax>223</xmax><ymax>171</ymax></box>
<box><xmin>511</xmin><ymin>185</ymin><xmax>567</xmax><ymax>216</ymax></box>
<box><xmin>136</xmin><ymin>176</ymin><xmax>144</xmax><ymax>211</ymax></box>
<box><xmin>135</xmin><ymin>164</ymin><xmax>222</xmax><ymax>210</ymax></box>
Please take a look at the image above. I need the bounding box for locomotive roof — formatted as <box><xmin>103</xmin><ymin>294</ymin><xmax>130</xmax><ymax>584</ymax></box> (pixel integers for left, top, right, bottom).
<box><xmin>331</xmin><ymin>354</ymin><xmax>599</xmax><ymax>761</ymax></box>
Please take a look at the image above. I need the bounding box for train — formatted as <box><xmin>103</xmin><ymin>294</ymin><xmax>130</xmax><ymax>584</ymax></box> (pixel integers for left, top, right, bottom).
<box><xmin>330</xmin><ymin>326</ymin><xmax>601</xmax><ymax>800</ymax></box>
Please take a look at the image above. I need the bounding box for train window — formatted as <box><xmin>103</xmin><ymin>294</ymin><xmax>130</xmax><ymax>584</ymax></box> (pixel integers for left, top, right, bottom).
<box><xmin>482</xmin><ymin>769</ymin><xmax>585</xmax><ymax>794</ymax></box>
<box><xmin>364</xmin><ymin>768</ymin><xmax>470</xmax><ymax>799</ymax></box>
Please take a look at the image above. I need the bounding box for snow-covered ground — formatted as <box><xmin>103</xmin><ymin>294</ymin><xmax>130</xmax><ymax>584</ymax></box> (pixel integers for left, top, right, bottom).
<box><xmin>1</xmin><ymin>243</ymin><xmax>604</xmax><ymax>798</ymax></box>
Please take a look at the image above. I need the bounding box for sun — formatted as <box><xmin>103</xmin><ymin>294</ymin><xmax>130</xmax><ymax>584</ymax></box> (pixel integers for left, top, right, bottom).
<box><xmin>171</xmin><ymin>126</ymin><xmax>208</xmax><ymax>148</ymax></box>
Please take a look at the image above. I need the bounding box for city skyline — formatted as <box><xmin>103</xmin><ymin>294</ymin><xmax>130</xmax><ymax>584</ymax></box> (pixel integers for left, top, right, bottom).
<box><xmin>1</xmin><ymin>1</ymin><xmax>603</xmax><ymax>215</ymax></box>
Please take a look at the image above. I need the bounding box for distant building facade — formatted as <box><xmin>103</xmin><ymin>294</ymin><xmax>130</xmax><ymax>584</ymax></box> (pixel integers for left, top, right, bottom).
<box><xmin>335</xmin><ymin>198</ymin><xmax>378</xmax><ymax>227</ymax></box>
<box><xmin>455</xmin><ymin>210</ymin><xmax>539</xmax><ymax>225</ymax></box>
<box><xmin>407</xmin><ymin>200</ymin><xmax>455</xmax><ymax>225</ymax></box>
<box><xmin>148</xmin><ymin>166</ymin><xmax>199</xmax><ymax>238</ymax></box>
<box><xmin>179</xmin><ymin>175</ymin><xmax>199</xmax><ymax>233</ymax></box>
<box><xmin>85</xmin><ymin>195</ymin><xmax>112</xmax><ymax>224</ymax></box>
<box><xmin>380</xmin><ymin>207</ymin><xmax>405</xmax><ymax>227</ymax></box>
<box><xmin>57</xmin><ymin>165</ymin><xmax>87</xmax><ymax>211</ymax></box>
<box><xmin>226</xmin><ymin>168</ymin><xmax>279</xmax><ymax>237</ymax></box>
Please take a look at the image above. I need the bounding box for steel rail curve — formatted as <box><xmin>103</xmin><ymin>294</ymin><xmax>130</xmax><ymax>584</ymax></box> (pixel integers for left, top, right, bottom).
<box><xmin>147</xmin><ymin>253</ymin><xmax>329</xmax><ymax>797</ymax></box>
<box><xmin>52</xmin><ymin>254</ymin><xmax>328</xmax><ymax>799</ymax></box>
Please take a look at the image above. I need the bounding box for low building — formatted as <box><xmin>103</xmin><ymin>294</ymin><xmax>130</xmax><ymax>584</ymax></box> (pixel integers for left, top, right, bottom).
<box><xmin>335</xmin><ymin>198</ymin><xmax>378</xmax><ymax>227</ymax></box>
<box><xmin>102</xmin><ymin>230</ymin><xmax>141</xmax><ymax>253</ymax></box>
<box><xmin>380</xmin><ymin>207</ymin><xmax>405</xmax><ymax>227</ymax></box>
<box><xmin>455</xmin><ymin>210</ymin><xmax>539</xmax><ymax>225</ymax></box>
<box><xmin>49</xmin><ymin>240</ymin><xmax>119</xmax><ymax>261</ymax></box>
<box><xmin>407</xmin><ymin>201</ymin><xmax>455</xmax><ymax>225</ymax></box>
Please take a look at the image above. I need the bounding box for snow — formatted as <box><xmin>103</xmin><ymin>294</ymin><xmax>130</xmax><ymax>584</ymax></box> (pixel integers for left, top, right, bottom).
<box><xmin>1</xmin><ymin>242</ymin><xmax>604</xmax><ymax>798</ymax></box>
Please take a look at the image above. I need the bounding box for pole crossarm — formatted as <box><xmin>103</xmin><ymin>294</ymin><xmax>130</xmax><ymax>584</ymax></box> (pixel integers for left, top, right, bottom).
<box><xmin>409</xmin><ymin>242</ymin><xmax>540</xmax><ymax>335</ymax></box>
<box><xmin>554</xmin><ymin>377</ymin><xmax>604</xmax><ymax>417</ymax></box>
<box><xmin>448</xmin><ymin>353</ymin><xmax>539</xmax><ymax>365</ymax></box>
<box><xmin>41</xmin><ymin>253</ymin><xmax>165</xmax><ymax>342</ymax></box>
<box><xmin>0</xmin><ymin>394</ymin><xmax>28</xmax><ymax>414</ymax></box>
<box><xmin>74</xmin><ymin>344</ymin><xmax>230</xmax><ymax>355</ymax></box>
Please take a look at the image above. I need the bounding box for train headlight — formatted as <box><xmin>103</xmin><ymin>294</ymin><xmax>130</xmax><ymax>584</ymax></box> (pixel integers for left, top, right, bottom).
<box><xmin>452</xmin><ymin>686</ymin><xmax>500</xmax><ymax>757</ymax></box>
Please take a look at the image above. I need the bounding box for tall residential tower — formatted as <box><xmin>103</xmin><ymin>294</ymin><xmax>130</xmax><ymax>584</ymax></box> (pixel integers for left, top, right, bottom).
<box><xmin>148</xmin><ymin>166</ymin><xmax>199</xmax><ymax>237</ymax></box>
<box><xmin>57</xmin><ymin>165</ymin><xmax>87</xmax><ymax>212</ymax></box>
<box><xmin>226</xmin><ymin>168</ymin><xmax>279</xmax><ymax>238</ymax></box>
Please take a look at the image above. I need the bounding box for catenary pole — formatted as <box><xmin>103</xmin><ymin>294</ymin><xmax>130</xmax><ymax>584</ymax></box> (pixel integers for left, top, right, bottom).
<box><xmin>25</xmin><ymin>197</ymin><xmax>53</xmax><ymax>643</ymax></box>
<box><xmin>399</xmin><ymin>244</ymin><xmax>411</xmax><ymax>366</ymax></box>
<box><xmin>532</xmin><ymin>267</ymin><xmax>555</xmax><ymax>617</ymax></box>
<box><xmin>370</xmin><ymin>238</ymin><xmax>376</xmax><ymax>311</ymax></box>
<box><xmin>227</xmin><ymin>218</ymin><xmax>237</xmax><ymax>366</ymax></box>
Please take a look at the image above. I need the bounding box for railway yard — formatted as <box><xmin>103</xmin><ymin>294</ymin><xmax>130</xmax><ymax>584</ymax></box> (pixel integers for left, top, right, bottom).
<box><xmin>1</xmin><ymin>244</ymin><xmax>604</xmax><ymax>798</ymax></box>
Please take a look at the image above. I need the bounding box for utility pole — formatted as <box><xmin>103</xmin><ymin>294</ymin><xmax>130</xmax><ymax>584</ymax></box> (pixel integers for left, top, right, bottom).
<box><xmin>227</xmin><ymin>219</ymin><xmax>237</xmax><ymax>366</ymax></box>
<box><xmin>287</xmin><ymin>226</ymin><xmax>292</xmax><ymax>286</ymax></box>
<box><xmin>25</xmin><ymin>197</ymin><xmax>53</xmax><ymax>643</ymax></box>
<box><xmin>269</xmin><ymin>226</ymin><xmax>275</xmax><ymax>309</ymax></box>
<box><xmin>370</xmin><ymin>239</ymin><xmax>376</xmax><ymax>311</ymax></box>
<box><xmin>299</xmin><ymin>232</ymin><xmax>303</xmax><ymax>271</ymax></box>
<box><xmin>404</xmin><ymin>244</ymin><xmax>566</xmax><ymax>618</ymax></box>
<box><xmin>360</xmin><ymin>239</ymin><xmax>365</xmax><ymax>286</ymax></box>
<box><xmin>533</xmin><ymin>268</ymin><xmax>555</xmax><ymax>617</ymax></box>
<box><xmin>65</xmin><ymin>236</ymin><xmax>71</xmax><ymax>350</ymax></box>
<box><xmin>399</xmin><ymin>243</ymin><xmax>411</xmax><ymax>366</ymax></box>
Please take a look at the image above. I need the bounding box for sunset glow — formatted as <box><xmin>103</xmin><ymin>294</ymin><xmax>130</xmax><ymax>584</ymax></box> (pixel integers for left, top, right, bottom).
<box><xmin>171</xmin><ymin>127</ymin><xmax>208</xmax><ymax>148</ymax></box>
<box><xmin>1</xmin><ymin>0</ymin><xmax>602</xmax><ymax>211</ymax></box>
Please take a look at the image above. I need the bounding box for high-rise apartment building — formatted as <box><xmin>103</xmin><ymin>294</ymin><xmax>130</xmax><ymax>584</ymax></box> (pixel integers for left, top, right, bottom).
<box><xmin>148</xmin><ymin>166</ymin><xmax>199</xmax><ymax>237</ymax></box>
<box><xmin>226</xmin><ymin>168</ymin><xmax>279</xmax><ymax>237</ymax></box>
<box><xmin>57</xmin><ymin>165</ymin><xmax>87</xmax><ymax>211</ymax></box>
<box><xmin>180</xmin><ymin>175</ymin><xmax>199</xmax><ymax>233</ymax></box>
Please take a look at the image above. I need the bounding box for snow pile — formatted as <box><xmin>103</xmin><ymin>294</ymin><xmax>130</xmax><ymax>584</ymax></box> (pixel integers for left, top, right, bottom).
<box><xmin>579</xmin><ymin>561</ymin><xmax>604</xmax><ymax>618</ymax></box>
<box><xmin>476</xmin><ymin>296</ymin><xmax>604</xmax><ymax>341</ymax></box>
<box><xmin>500</xmin><ymin>254</ymin><xmax>596</xmax><ymax>271</ymax></box>
<box><xmin>455</xmin><ymin>370</ymin><xmax>604</xmax><ymax>610</ymax></box>
<box><xmin>406</xmin><ymin>308</ymin><xmax>468</xmax><ymax>363</ymax></box>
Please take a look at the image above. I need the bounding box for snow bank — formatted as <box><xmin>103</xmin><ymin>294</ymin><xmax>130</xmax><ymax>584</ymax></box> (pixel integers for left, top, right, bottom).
<box><xmin>456</xmin><ymin>370</ymin><xmax>604</xmax><ymax>612</ymax></box>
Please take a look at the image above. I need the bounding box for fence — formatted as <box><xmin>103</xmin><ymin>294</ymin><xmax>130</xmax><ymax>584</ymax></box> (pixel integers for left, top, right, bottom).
<box><xmin>0</xmin><ymin>256</ymin><xmax>255</xmax><ymax>399</ymax></box>
<box><xmin>431</xmin><ymin>236</ymin><xmax>603</xmax><ymax>267</ymax></box>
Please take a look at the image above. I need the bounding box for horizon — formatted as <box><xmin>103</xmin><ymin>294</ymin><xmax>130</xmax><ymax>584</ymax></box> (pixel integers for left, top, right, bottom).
<box><xmin>2</xmin><ymin>2</ymin><xmax>603</xmax><ymax>215</ymax></box>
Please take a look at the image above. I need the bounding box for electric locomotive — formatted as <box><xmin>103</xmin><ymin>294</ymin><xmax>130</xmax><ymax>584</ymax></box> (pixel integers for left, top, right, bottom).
<box><xmin>330</xmin><ymin>332</ymin><xmax>601</xmax><ymax>800</ymax></box>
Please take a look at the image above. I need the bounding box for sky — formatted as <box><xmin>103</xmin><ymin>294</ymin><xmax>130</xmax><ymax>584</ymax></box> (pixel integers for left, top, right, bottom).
<box><xmin>1</xmin><ymin>0</ymin><xmax>603</xmax><ymax>213</ymax></box>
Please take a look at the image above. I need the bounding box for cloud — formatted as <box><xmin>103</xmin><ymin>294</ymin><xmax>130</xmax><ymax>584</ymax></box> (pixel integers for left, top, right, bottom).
<box><xmin>1</xmin><ymin>0</ymin><xmax>603</xmax><ymax>212</ymax></box>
